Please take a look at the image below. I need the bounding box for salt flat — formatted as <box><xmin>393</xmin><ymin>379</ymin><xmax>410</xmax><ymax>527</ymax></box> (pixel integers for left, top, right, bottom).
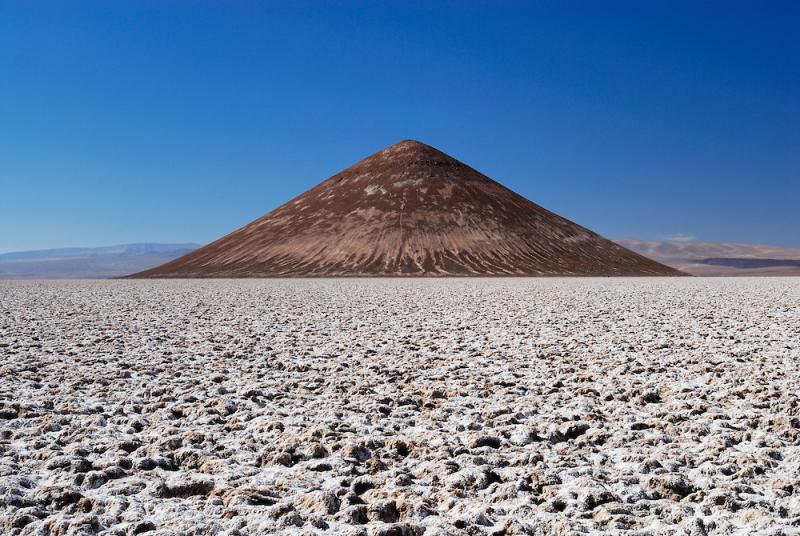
<box><xmin>1</xmin><ymin>278</ymin><xmax>799</xmax><ymax>535</ymax></box>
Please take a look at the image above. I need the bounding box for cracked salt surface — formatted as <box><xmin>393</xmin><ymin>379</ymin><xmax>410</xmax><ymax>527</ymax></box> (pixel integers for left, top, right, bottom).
<box><xmin>1</xmin><ymin>278</ymin><xmax>799</xmax><ymax>535</ymax></box>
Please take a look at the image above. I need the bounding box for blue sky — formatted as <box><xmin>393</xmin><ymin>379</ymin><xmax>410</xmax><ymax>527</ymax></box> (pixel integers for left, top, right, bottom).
<box><xmin>1</xmin><ymin>1</ymin><xmax>798</xmax><ymax>252</ymax></box>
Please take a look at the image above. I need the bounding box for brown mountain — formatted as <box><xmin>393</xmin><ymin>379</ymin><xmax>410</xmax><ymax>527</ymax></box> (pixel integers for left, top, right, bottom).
<box><xmin>131</xmin><ymin>140</ymin><xmax>684</xmax><ymax>277</ymax></box>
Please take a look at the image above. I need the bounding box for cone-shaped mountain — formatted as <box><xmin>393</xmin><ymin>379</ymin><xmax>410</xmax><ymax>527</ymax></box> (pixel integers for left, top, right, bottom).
<box><xmin>131</xmin><ymin>140</ymin><xmax>685</xmax><ymax>277</ymax></box>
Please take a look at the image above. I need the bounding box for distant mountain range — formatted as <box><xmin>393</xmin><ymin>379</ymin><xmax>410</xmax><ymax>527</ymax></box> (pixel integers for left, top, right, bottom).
<box><xmin>0</xmin><ymin>243</ymin><xmax>200</xmax><ymax>279</ymax></box>
<box><xmin>615</xmin><ymin>239</ymin><xmax>800</xmax><ymax>276</ymax></box>
<box><xmin>1</xmin><ymin>238</ymin><xmax>798</xmax><ymax>279</ymax></box>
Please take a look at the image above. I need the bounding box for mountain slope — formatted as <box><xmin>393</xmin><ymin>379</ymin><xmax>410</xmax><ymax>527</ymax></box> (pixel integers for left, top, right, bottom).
<box><xmin>132</xmin><ymin>140</ymin><xmax>683</xmax><ymax>277</ymax></box>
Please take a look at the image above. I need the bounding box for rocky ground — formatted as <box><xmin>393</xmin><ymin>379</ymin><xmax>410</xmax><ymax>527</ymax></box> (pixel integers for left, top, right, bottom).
<box><xmin>1</xmin><ymin>278</ymin><xmax>799</xmax><ymax>535</ymax></box>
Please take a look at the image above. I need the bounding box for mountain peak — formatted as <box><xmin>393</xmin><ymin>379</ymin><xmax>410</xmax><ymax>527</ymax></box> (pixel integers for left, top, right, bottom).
<box><xmin>367</xmin><ymin>139</ymin><xmax>454</xmax><ymax>163</ymax></box>
<box><xmin>391</xmin><ymin>139</ymin><xmax>428</xmax><ymax>149</ymax></box>
<box><xmin>343</xmin><ymin>140</ymin><xmax>472</xmax><ymax>188</ymax></box>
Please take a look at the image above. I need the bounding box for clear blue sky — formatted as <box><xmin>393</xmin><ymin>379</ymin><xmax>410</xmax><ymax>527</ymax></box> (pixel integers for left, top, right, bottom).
<box><xmin>2</xmin><ymin>1</ymin><xmax>798</xmax><ymax>252</ymax></box>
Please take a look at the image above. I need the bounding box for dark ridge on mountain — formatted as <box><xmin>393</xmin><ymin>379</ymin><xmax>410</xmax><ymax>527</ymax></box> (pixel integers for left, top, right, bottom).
<box><xmin>702</xmin><ymin>258</ymin><xmax>800</xmax><ymax>269</ymax></box>
<box><xmin>131</xmin><ymin>140</ymin><xmax>684</xmax><ymax>277</ymax></box>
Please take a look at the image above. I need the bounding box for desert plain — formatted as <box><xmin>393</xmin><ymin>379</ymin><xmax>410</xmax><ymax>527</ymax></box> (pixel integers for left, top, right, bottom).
<box><xmin>1</xmin><ymin>278</ymin><xmax>799</xmax><ymax>535</ymax></box>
